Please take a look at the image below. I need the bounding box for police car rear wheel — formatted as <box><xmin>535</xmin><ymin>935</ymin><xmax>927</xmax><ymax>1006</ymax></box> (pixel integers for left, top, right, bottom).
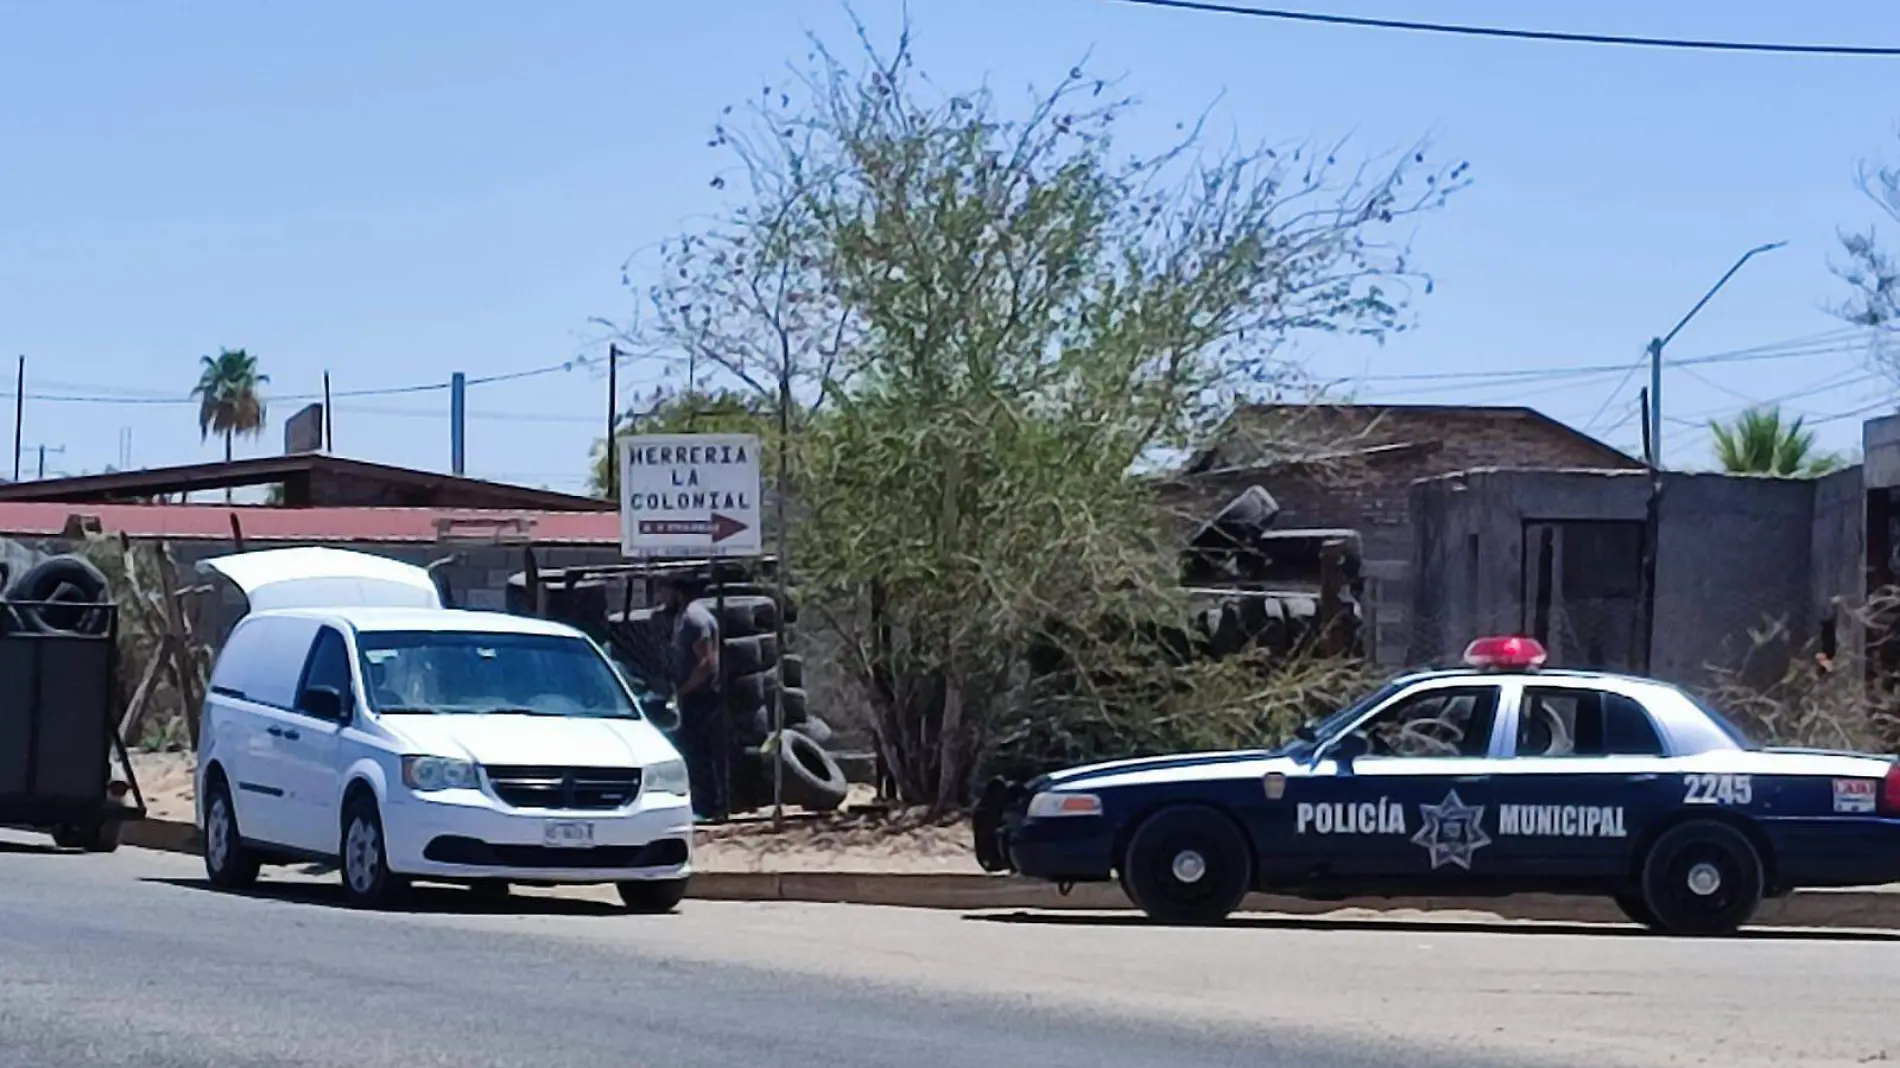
<box><xmin>1124</xmin><ymin>805</ymin><xmax>1252</xmax><ymax>926</ymax></box>
<box><xmin>1639</xmin><ymin>820</ymin><xmax>1764</xmax><ymax>937</ymax></box>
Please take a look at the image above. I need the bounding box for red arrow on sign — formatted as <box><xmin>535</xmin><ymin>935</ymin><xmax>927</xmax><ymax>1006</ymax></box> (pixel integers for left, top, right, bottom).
<box><xmin>637</xmin><ymin>514</ymin><xmax>751</xmax><ymax>544</ymax></box>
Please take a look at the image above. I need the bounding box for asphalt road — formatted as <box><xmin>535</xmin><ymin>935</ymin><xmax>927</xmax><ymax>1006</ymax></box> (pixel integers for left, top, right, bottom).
<box><xmin>3</xmin><ymin>837</ymin><xmax>1899</xmax><ymax>1068</ymax></box>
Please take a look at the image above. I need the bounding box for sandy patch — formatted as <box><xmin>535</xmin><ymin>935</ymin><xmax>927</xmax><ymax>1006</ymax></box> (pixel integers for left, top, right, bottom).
<box><xmin>125</xmin><ymin>750</ymin><xmax>981</xmax><ymax>874</ymax></box>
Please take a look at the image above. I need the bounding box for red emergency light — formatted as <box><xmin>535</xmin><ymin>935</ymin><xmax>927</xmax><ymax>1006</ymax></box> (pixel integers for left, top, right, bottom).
<box><xmin>1463</xmin><ymin>635</ymin><xmax>1548</xmax><ymax>670</ymax></box>
<box><xmin>1883</xmin><ymin>764</ymin><xmax>1900</xmax><ymax>816</ymax></box>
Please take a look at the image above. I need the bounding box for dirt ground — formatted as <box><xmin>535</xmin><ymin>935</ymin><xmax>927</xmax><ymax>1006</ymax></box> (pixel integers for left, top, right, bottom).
<box><xmin>124</xmin><ymin>750</ymin><xmax>981</xmax><ymax>874</ymax></box>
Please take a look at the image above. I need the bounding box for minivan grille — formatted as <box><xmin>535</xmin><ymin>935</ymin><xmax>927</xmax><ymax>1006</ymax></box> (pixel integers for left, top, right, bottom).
<box><xmin>483</xmin><ymin>765</ymin><xmax>642</xmax><ymax>810</ymax></box>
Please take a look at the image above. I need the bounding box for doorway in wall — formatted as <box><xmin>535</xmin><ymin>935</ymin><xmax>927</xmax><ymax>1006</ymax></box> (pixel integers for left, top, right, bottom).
<box><xmin>1521</xmin><ymin>520</ymin><xmax>1645</xmax><ymax>671</ymax></box>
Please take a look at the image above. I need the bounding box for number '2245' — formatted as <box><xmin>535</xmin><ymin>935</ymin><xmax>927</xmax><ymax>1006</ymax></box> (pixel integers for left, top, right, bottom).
<box><xmin>1683</xmin><ymin>773</ymin><xmax>1753</xmax><ymax>805</ymax></box>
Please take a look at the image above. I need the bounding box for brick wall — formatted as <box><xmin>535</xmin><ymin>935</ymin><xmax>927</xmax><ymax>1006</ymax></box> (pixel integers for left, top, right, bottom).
<box><xmin>1160</xmin><ymin>406</ymin><xmax>1642</xmax><ymax>667</ymax></box>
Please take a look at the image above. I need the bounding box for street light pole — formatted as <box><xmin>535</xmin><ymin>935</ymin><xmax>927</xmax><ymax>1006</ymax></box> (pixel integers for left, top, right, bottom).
<box><xmin>1647</xmin><ymin>241</ymin><xmax>1787</xmax><ymax>466</ymax></box>
<box><xmin>1635</xmin><ymin>240</ymin><xmax>1785</xmax><ymax>676</ymax></box>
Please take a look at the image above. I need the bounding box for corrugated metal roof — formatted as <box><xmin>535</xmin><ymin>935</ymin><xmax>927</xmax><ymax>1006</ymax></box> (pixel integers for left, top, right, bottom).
<box><xmin>0</xmin><ymin>503</ymin><xmax>621</xmax><ymax>545</ymax></box>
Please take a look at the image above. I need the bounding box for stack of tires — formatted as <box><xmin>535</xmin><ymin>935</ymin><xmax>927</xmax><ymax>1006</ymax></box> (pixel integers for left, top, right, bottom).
<box><xmin>0</xmin><ymin>554</ymin><xmax>113</xmax><ymax>638</ymax></box>
<box><xmin>698</xmin><ymin>583</ymin><xmax>847</xmax><ymax>813</ymax></box>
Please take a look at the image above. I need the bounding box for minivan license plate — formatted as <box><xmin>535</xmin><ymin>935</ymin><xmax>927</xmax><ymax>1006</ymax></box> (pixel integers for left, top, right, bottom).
<box><xmin>543</xmin><ymin>821</ymin><xmax>595</xmax><ymax>848</ymax></box>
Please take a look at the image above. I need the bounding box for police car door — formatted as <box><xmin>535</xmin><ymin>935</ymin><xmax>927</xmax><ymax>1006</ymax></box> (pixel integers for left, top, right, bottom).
<box><xmin>1295</xmin><ymin>682</ymin><xmax>1508</xmax><ymax>877</ymax></box>
<box><xmin>1487</xmin><ymin>682</ymin><xmax>1673</xmax><ymax>878</ymax></box>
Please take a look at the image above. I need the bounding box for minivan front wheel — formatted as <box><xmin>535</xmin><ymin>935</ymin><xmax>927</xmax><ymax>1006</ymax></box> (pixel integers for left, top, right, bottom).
<box><xmin>340</xmin><ymin>798</ymin><xmax>404</xmax><ymax>909</ymax></box>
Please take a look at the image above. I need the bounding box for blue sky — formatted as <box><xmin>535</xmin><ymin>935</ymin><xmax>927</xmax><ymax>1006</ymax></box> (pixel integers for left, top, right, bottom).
<box><xmin>2</xmin><ymin>0</ymin><xmax>1897</xmax><ymax>490</ymax></box>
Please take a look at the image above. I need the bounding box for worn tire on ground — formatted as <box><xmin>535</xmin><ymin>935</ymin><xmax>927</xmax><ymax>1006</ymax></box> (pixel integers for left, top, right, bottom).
<box><xmin>769</xmin><ymin>729</ymin><xmax>848</xmax><ymax>812</ymax></box>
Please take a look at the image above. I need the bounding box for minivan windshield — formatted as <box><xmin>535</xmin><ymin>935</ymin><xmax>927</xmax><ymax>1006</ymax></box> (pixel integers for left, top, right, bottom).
<box><xmin>356</xmin><ymin>630</ymin><xmax>640</xmax><ymax>720</ymax></box>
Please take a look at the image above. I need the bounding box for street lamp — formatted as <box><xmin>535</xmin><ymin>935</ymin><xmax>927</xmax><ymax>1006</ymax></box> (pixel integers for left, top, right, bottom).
<box><xmin>1647</xmin><ymin>240</ymin><xmax>1787</xmax><ymax>466</ymax></box>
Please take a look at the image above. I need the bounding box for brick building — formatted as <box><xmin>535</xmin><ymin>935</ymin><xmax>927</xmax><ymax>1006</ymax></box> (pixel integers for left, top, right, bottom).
<box><xmin>1159</xmin><ymin>403</ymin><xmax>1642</xmax><ymax>666</ymax></box>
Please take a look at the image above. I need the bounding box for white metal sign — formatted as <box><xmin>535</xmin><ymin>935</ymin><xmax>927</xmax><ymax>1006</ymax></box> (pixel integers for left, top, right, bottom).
<box><xmin>619</xmin><ymin>433</ymin><xmax>763</xmax><ymax>558</ymax></box>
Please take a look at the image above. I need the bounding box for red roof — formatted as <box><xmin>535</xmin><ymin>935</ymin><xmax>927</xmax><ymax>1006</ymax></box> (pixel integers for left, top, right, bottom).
<box><xmin>0</xmin><ymin>503</ymin><xmax>622</xmax><ymax>546</ymax></box>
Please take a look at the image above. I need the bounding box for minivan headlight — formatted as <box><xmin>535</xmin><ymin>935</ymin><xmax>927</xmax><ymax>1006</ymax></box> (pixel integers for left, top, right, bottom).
<box><xmin>402</xmin><ymin>755</ymin><xmax>479</xmax><ymax>793</ymax></box>
<box><xmin>644</xmin><ymin>759</ymin><xmax>690</xmax><ymax>797</ymax></box>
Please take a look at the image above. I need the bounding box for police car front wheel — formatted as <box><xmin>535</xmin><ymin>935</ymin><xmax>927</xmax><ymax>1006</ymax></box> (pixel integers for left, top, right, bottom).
<box><xmin>1638</xmin><ymin>820</ymin><xmax>1765</xmax><ymax>937</ymax></box>
<box><xmin>1122</xmin><ymin>805</ymin><xmax>1253</xmax><ymax>926</ymax></box>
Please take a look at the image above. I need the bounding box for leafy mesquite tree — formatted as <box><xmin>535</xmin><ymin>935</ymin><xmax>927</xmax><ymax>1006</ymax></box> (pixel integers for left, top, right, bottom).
<box><xmin>625</xmin><ymin>19</ymin><xmax>1465</xmax><ymax>810</ymax></box>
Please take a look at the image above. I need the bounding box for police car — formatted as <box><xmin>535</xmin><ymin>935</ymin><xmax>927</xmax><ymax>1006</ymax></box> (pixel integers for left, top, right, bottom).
<box><xmin>972</xmin><ymin>636</ymin><xmax>1900</xmax><ymax>935</ymax></box>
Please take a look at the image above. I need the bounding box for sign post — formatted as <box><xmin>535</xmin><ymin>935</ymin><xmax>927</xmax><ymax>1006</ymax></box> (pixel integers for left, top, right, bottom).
<box><xmin>620</xmin><ymin>434</ymin><xmax>763</xmax><ymax>823</ymax></box>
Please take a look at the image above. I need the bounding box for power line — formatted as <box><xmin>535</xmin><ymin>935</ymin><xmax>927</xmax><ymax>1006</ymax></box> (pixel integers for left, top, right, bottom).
<box><xmin>0</xmin><ymin>360</ymin><xmax>586</xmax><ymax>407</ymax></box>
<box><xmin>1107</xmin><ymin>0</ymin><xmax>1900</xmax><ymax>56</ymax></box>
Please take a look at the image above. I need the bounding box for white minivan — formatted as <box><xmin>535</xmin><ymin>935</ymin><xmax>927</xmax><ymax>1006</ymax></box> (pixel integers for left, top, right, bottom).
<box><xmin>193</xmin><ymin>546</ymin><xmax>694</xmax><ymax>911</ymax></box>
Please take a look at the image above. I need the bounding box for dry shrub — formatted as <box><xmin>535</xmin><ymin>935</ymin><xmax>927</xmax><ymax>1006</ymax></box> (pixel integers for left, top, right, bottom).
<box><xmin>983</xmin><ymin>647</ymin><xmax>1384</xmax><ymax>784</ymax></box>
<box><xmin>1700</xmin><ymin>589</ymin><xmax>1900</xmax><ymax>754</ymax></box>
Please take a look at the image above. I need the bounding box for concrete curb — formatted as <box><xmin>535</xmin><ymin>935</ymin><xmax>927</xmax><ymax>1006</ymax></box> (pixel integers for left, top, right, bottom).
<box><xmin>120</xmin><ymin>818</ymin><xmax>1900</xmax><ymax>930</ymax></box>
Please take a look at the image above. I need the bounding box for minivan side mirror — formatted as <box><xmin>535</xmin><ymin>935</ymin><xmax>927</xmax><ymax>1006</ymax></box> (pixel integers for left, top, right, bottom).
<box><xmin>300</xmin><ymin>684</ymin><xmax>346</xmax><ymax>723</ymax></box>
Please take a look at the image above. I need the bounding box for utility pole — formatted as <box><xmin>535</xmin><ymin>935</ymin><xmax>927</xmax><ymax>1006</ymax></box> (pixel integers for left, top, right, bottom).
<box><xmin>1635</xmin><ymin>240</ymin><xmax>1785</xmax><ymax>675</ymax></box>
<box><xmin>24</xmin><ymin>442</ymin><xmax>65</xmax><ymax>480</ymax></box>
<box><xmin>449</xmin><ymin>371</ymin><xmax>467</xmax><ymax>475</ymax></box>
<box><xmin>11</xmin><ymin>356</ymin><xmax>23</xmax><ymax>482</ymax></box>
<box><xmin>606</xmin><ymin>344</ymin><xmax>621</xmax><ymax>500</ymax></box>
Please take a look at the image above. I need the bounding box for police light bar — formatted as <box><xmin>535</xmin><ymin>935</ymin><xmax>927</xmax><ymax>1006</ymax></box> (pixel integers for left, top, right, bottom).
<box><xmin>1463</xmin><ymin>635</ymin><xmax>1547</xmax><ymax>670</ymax></box>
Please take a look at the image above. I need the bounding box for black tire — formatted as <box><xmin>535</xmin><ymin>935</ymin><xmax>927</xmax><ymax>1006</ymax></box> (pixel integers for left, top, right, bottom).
<box><xmin>52</xmin><ymin>820</ymin><xmax>122</xmax><ymax>853</ymax></box>
<box><xmin>696</xmin><ymin>595</ymin><xmax>779</xmax><ymax>638</ymax></box>
<box><xmin>778</xmin><ymin>686</ymin><xmax>808</xmax><ymax>724</ymax></box>
<box><xmin>779</xmin><ymin>654</ymin><xmax>804</xmax><ymax>689</ymax></box>
<box><xmin>1123</xmin><ymin>805</ymin><xmax>1253</xmax><ymax>926</ymax></box>
<box><xmin>340</xmin><ymin>796</ymin><xmax>404</xmax><ymax>910</ymax></box>
<box><xmin>1638</xmin><ymin>820</ymin><xmax>1765</xmax><ymax>937</ymax></box>
<box><xmin>1614</xmin><ymin>892</ymin><xmax>1661</xmax><ymax>930</ymax></box>
<box><xmin>724</xmin><ymin>634</ymin><xmax>779</xmax><ymax>675</ymax></box>
<box><xmin>618</xmin><ymin>878</ymin><xmax>689</xmax><ymax>914</ymax></box>
<box><xmin>726</xmin><ymin>670</ymin><xmax>779</xmax><ymax>712</ymax></box>
<box><xmin>202</xmin><ymin>778</ymin><xmax>261</xmax><ymax>890</ymax></box>
<box><xmin>12</xmin><ymin>557</ymin><xmax>111</xmax><ymax>635</ymax></box>
<box><xmin>771</xmin><ymin>729</ymin><xmax>849</xmax><ymax>812</ymax></box>
<box><xmin>796</xmin><ymin>714</ymin><xmax>832</xmax><ymax>745</ymax></box>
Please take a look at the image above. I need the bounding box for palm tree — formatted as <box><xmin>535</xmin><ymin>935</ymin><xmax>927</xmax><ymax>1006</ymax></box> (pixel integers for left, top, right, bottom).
<box><xmin>191</xmin><ymin>348</ymin><xmax>270</xmax><ymax>502</ymax></box>
<box><xmin>1708</xmin><ymin>405</ymin><xmax>1844</xmax><ymax>477</ymax></box>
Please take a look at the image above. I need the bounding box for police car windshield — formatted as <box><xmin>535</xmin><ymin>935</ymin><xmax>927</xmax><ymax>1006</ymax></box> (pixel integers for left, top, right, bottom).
<box><xmin>1287</xmin><ymin>676</ymin><xmax>1412</xmax><ymax>752</ymax></box>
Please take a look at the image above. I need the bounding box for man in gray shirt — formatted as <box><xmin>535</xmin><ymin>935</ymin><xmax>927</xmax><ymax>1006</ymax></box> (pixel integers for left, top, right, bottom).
<box><xmin>657</xmin><ymin>575</ymin><xmax>723</xmax><ymax>820</ymax></box>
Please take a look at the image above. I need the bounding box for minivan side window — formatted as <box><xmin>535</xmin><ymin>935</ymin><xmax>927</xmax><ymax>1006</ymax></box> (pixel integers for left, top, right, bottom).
<box><xmin>295</xmin><ymin>628</ymin><xmax>355</xmax><ymax>720</ymax></box>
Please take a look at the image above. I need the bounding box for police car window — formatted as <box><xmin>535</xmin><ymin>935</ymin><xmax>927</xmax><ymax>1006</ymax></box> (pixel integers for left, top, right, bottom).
<box><xmin>1516</xmin><ymin>688</ymin><xmax>1665</xmax><ymax>757</ymax></box>
<box><xmin>1355</xmin><ymin>687</ymin><xmax>1499</xmax><ymax>758</ymax></box>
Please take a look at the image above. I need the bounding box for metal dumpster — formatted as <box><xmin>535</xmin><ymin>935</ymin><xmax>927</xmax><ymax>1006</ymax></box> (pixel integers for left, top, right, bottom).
<box><xmin>0</xmin><ymin>595</ymin><xmax>146</xmax><ymax>850</ymax></box>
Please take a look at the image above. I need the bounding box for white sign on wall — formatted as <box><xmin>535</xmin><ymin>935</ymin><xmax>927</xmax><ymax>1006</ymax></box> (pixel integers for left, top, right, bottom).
<box><xmin>619</xmin><ymin>433</ymin><xmax>763</xmax><ymax>558</ymax></box>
